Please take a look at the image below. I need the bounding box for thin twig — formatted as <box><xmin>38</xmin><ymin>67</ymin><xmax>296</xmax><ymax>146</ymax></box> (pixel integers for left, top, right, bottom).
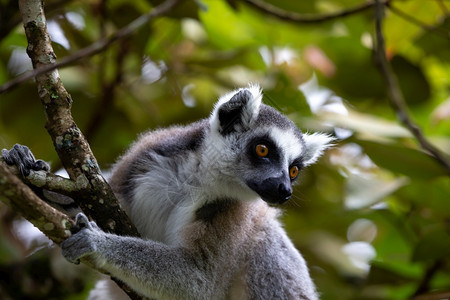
<box><xmin>18</xmin><ymin>0</ymin><xmax>139</xmax><ymax>237</ymax></box>
<box><xmin>388</xmin><ymin>4</ymin><xmax>450</xmax><ymax>40</ymax></box>
<box><xmin>0</xmin><ymin>0</ymin><xmax>183</xmax><ymax>94</ymax></box>
<box><xmin>84</xmin><ymin>40</ymin><xmax>128</xmax><ymax>142</ymax></box>
<box><xmin>436</xmin><ymin>0</ymin><xmax>449</xmax><ymax>16</ymax></box>
<box><xmin>15</xmin><ymin>0</ymin><xmax>164</xmax><ymax>298</ymax></box>
<box><xmin>412</xmin><ymin>260</ymin><xmax>442</xmax><ymax>298</ymax></box>
<box><xmin>412</xmin><ymin>291</ymin><xmax>450</xmax><ymax>300</ymax></box>
<box><xmin>5</xmin><ymin>163</ymin><xmax>79</xmax><ymax>195</ymax></box>
<box><xmin>244</xmin><ymin>0</ymin><xmax>391</xmax><ymax>23</ymax></box>
<box><xmin>374</xmin><ymin>0</ymin><xmax>450</xmax><ymax>174</ymax></box>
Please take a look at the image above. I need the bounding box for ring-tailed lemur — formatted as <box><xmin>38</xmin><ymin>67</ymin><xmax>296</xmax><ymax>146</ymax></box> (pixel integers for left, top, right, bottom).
<box><xmin>2</xmin><ymin>85</ymin><xmax>332</xmax><ymax>299</ymax></box>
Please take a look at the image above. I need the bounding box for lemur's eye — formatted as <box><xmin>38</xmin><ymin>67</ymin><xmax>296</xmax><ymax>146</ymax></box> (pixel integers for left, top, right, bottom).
<box><xmin>255</xmin><ymin>144</ymin><xmax>269</xmax><ymax>157</ymax></box>
<box><xmin>289</xmin><ymin>166</ymin><xmax>299</xmax><ymax>180</ymax></box>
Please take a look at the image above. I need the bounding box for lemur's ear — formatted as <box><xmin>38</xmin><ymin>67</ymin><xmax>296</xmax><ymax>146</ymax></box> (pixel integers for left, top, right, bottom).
<box><xmin>302</xmin><ymin>133</ymin><xmax>334</xmax><ymax>166</ymax></box>
<box><xmin>210</xmin><ymin>85</ymin><xmax>262</xmax><ymax>135</ymax></box>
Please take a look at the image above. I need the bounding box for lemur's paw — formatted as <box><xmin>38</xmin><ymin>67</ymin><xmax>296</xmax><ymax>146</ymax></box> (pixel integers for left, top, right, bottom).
<box><xmin>1</xmin><ymin>144</ymin><xmax>50</xmax><ymax>177</ymax></box>
<box><xmin>61</xmin><ymin>213</ymin><xmax>104</xmax><ymax>264</ymax></box>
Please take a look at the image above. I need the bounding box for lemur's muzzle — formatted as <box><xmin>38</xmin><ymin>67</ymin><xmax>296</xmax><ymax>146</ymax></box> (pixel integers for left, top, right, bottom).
<box><xmin>248</xmin><ymin>175</ymin><xmax>292</xmax><ymax>205</ymax></box>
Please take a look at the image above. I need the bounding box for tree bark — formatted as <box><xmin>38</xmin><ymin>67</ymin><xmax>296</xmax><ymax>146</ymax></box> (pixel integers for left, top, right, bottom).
<box><xmin>0</xmin><ymin>1</ymin><xmax>181</xmax><ymax>299</ymax></box>
<box><xmin>0</xmin><ymin>161</ymin><xmax>73</xmax><ymax>244</ymax></box>
<box><xmin>17</xmin><ymin>0</ymin><xmax>139</xmax><ymax>236</ymax></box>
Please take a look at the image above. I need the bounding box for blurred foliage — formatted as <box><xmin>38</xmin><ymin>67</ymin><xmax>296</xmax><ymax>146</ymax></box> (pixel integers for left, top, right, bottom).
<box><xmin>0</xmin><ymin>0</ymin><xmax>449</xmax><ymax>299</ymax></box>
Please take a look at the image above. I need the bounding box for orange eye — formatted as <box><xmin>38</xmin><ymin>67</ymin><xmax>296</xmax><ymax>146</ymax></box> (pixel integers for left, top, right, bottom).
<box><xmin>289</xmin><ymin>166</ymin><xmax>299</xmax><ymax>179</ymax></box>
<box><xmin>255</xmin><ymin>144</ymin><xmax>269</xmax><ymax>157</ymax></box>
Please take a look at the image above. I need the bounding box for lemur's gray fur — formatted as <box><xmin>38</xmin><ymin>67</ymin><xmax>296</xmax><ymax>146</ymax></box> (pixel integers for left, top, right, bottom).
<box><xmin>2</xmin><ymin>85</ymin><xmax>332</xmax><ymax>299</ymax></box>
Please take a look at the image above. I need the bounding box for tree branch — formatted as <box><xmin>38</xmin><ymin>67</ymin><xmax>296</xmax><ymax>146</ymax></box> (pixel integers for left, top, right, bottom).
<box><xmin>0</xmin><ymin>160</ymin><xmax>145</xmax><ymax>300</ymax></box>
<box><xmin>0</xmin><ymin>0</ymin><xmax>183</xmax><ymax>95</ymax></box>
<box><xmin>17</xmin><ymin>0</ymin><xmax>139</xmax><ymax>237</ymax></box>
<box><xmin>0</xmin><ymin>161</ymin><xmax>74</xmax><ymax>244</ymax></box>
<box><xmin>2</xmin><ymin>159</ymin><xmax>80</xmax><ymax>197</ymax></box>
<box><xmin>243</xmin><ymin>0</ymin><xmax>391</xmax><ymax>23</ymax></box>
<box><xmin>10</xmin><ymin>0</ymin><xmax>180</xmax><ymax>298</ymax></box>
<box><xmin>374</xmin><ymin>0</ymin><xmax>450</xmax><ymax>174</ymax></box>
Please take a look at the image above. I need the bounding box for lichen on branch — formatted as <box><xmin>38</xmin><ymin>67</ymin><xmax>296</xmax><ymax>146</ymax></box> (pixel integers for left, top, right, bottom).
<box><xmin>0</xmin><ymin>161</ymin><xmax>74</xmax><ymax>244</ymax></box>
<box><xmin>17</xmin><ymin>0</ymin><xmax>139</xmax><ymax>237</ymax></box>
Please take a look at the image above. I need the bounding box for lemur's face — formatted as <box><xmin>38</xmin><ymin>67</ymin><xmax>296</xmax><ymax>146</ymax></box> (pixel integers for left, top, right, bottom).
<box><xmin>209</xmin><ymin>85</ymin><xmax>332</xmax><ymax>205</ymax></box>
<box><xmin>239</xmin><ymin>127</ymin><xmax>304</xmax><ymax>205</ymax></box>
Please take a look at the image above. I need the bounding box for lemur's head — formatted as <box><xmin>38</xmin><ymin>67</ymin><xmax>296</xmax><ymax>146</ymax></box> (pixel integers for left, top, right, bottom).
<box><xmin>206</xmin><ymin>84</ymin><xmax>333</xmax><ymax>205</ymax></box>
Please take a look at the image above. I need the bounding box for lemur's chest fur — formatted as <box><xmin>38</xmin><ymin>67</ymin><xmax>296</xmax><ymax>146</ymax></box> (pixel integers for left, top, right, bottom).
<box><xmin>95</xmin><ymin>85</ymin><xmax>331</xmax><ymax>299</ymax></box>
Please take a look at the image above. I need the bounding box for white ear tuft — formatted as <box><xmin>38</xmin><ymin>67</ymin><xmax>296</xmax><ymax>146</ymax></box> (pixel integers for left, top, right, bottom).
<box><xmin>210</xmin><ymin>84</ymin><xmax>262</xmax><ymax>135</ymax></box>
<box><xmin>302</xmin><ymin>133</ymin><xmax>334</xmax><ymax>166</ymax></box>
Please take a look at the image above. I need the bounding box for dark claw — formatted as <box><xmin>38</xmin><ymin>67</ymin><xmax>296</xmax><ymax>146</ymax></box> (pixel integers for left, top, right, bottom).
<box><xmin>71</xmin><ymin>213</ymin><xmax>92</xmax><ymax>234</ymax></box>
<box><xmin>61</xmin><ymin>213</ymin><xmax>101</xmax><ymax>264</ymax></box>
<box><xmin>1</xmin><ymin>144</ymin><xmax>50</xmax><ymax>177</ymax></box>
<box><xmin>75</xmin><ymin>213</ymin><xmax>90</xmax><ymax>226</ymax></box>
<box><xmin>34</xmin><ymin>160</ymin><xmax>50</xmax><ymax>172</ymax></box>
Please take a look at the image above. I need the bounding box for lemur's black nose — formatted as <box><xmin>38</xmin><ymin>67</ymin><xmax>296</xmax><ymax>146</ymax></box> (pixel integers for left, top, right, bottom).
<box><xmin>247</xmin><ymin>175</ymin><xmax>293</xmax><ymax>205</ymax></box>
<box><xmin>278</xmin><ymin>183</ymin><xmax>292</xmax><ymax>204</ymax></box>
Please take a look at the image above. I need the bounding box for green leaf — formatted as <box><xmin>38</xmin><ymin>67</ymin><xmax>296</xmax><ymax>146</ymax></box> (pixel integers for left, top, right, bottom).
<box><xmin>413</xmin><ymin>226</ymin><xmax>450</xmax><ymax>262</ymax></box>
<box><xmin>415</xmin><ymin>17</ymin><xmax>450</xmax><ymax>62</ymax></box>
<box><xmin>399</xmin><ymin>178</ymin><xmax>450</xmax><ymax>216</ymax></box>
<box><xmin>368</xmin><ymin>261</ymin><xmax>422</xmax><ymax>285</ymax></box>
<box><xmin>358</xmin><ymin>140</ymin><xmax>448</xmax><ymax>179</ymax></box>
<box><xmin>264</xmin><ymin>73</ymin><xmax>310</xmax><ymax>115</ymax></box>
<box><xmin>323</xmin><ymin>109</ymin><xmax>411</xmax><ymax>138</ymax></box>
<box><xmin>199</xmin><ymin>1</ymin><xmax>260</xmax><ymax>49</ymax></box>
<box><xmin>321</xmin><ymin>37</ymin><xmax>386</xmax><ymax>101</ymax></box>
<box><xmin>391</xmin><ymin>55</ymin><xmax>430</xmax><ymax>106</ymax></box>
<box><xmin>345</xmin><ymin>174</ymin><xmax>409</xmax><ymax>209</ymax></box>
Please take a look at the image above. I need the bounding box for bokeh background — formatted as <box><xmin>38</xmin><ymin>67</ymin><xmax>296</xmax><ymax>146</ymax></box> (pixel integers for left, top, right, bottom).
<box><xmin>1</xmin><ymin>0</ymin><xmax>449</xmax><ymax>299</ymax></box>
